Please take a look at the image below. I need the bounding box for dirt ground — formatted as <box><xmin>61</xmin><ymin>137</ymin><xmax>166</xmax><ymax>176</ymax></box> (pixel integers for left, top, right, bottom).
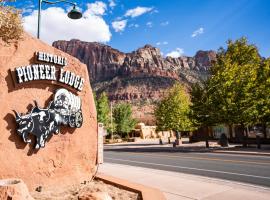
<box><xmin>31</xmin><ymin>179</ymin><xmax>141</xmax><ymax>200</ymax></box>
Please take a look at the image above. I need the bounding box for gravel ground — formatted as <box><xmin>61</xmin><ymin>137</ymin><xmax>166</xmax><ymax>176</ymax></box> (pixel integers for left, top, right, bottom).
<box><xmin>31</xmin><ymin>180</ymin><xmax>141</xmax><ymax>200</ymax></box>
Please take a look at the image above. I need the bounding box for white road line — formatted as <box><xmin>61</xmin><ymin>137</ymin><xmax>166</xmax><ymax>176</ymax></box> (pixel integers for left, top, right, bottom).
<box><xmin>106</xmin><ymin>157</ymin><xmax>270</xmax><ymax>180</ymax></box>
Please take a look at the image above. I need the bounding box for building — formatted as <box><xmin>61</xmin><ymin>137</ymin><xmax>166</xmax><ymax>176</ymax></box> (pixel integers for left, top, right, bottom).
<box><xmin>133</xmin><ymin>123</ymin><xmax>174</xmax><ymax>139</ymax></box>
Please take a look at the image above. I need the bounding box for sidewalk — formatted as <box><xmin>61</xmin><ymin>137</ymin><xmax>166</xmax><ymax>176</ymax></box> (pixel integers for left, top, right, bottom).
<box><xmin>99</xmin><ymin>163</ymin><xmax>270</xmax><ymax>200</ymax></box>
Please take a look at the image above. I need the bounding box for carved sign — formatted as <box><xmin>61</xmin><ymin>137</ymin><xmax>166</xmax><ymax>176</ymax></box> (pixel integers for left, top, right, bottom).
<box><xmin>12</xmin><ymin>52</ymin><xmax>84</xmax><ymax>92</ymax></box>
<box><xmin>36</xmin><ymin>51</ymin><xmax>67</xmax><ymax>66</ymax></box>
<box><xmin>13</xmin><ymin>88</ymin><xmax>83</xmax><ymax>149</ymax></box>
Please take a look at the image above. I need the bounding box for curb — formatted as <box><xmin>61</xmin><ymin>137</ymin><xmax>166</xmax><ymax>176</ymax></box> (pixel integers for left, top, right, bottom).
<box><xmin>95</xmin><ymin>173</ymin><xmax>166</xmax><ymax>200</ymax></box>
<box><xmin>213</xmin><ymin>150</ymin><xmax>270</xmax><ymax>157</ymax></box>
<box><xmin>105</xmin><ymin>146</ymin><xmax>270</xmax><ymax>156</ymax></box>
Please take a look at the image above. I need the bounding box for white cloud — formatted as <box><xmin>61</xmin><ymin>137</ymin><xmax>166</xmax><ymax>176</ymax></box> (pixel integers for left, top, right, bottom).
<box><xmin>156</xmin><ymin>41</ymin><xmax>168</xmax><ymax>46</ymax></box>
<box><xmin>125</xmin><ymin>6</ymin><xmax>153</xmax><ymax>18</ymax></box>
<box><xmin>23</xmin><ymin>6</ymin><xmax>111</xmax><ymax>45</ymax></box>
<box><xmin>191</xmin><ymin>27</ymin><xmax>204</xmax><ymax>38</ymax></box>
<box><xmin>146</xmin><ymin>21</ymin><xmax>153</xmax><ymax>28</ymax></box>
<box><xmin>25</xmin><ymin>0</ymin><xmax>34</xmax><ymax>8</ymax></box>
<box><xmin>108</xmin><ymin>0</ymin><xmax>116</xmax><ymax>8</ymax></box>
<box><xmin>161</xmin><ymin>21</ymin><xmax>169</xmax><ymax>26</ymax></box>
<box><xmin>150</xmin><ymin>9</ymin><xmax>159</xmax><ymax>14</ymax></box>
<box><xmin>166</xmin><ymin>48</ymin><xmax>184</xmax><ymax>58</ymax></box>
<box><xmin>112</xmin><ymin>20</ymin><xmax>127</xmax><ymax>32</ymax></box>
<box><xmin>22</xmin><ymin>8</ymin><xmax>33</xmax><ymax>14</ymax></box>
<box><xmin>85</xmin><ymin>1</ymin><xmax>107</xmax><ymax>16</ymax></box>
<box><xmin>129</xmin><ymin>23</ymin><xmax>139</xmax><ymax>28</ymax></box>
<box><xmin>22</xmin><ymin>0</ymin><xmax>34</xmax><ymax>14</ymax></box>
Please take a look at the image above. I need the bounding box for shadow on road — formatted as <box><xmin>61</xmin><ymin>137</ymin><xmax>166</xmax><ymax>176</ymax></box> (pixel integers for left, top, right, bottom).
<box><xmin>105</xmin><ymin>145</ymin><xmax>270</xmax><ymax>154</ymax></box>
<box><xmin>104</xmin><ymin>146</ymin><xmax>221</xmax><ymax>153</ymax></box>
<box><xmin>105</xmin><ymin>143</ymin><xmax>165</xmax><ymax>147</ymax></box>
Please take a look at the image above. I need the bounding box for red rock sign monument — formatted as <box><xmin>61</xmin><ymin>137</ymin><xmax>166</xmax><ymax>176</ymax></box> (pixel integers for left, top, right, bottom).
<box><xmin>0</xmin><ymin>33</ymin><xmax>97</xmax><ymax>191</ymax></box>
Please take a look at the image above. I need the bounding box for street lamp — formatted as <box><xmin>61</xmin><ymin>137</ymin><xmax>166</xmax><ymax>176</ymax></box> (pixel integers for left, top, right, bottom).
<box><xmin>37</xmin><ymin>0</ymin><xmax>82</xmax><ymax>39</ymax></box>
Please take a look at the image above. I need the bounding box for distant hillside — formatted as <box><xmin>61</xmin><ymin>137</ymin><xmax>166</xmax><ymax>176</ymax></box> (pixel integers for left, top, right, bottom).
<box><xmin>53</xmin><ymin>39</ymin><xmax>216</xmax><ymax>124</ymax></box>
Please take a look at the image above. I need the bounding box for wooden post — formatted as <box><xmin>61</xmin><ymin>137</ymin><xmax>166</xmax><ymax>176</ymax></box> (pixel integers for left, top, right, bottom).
<box><xmin>205</xmin><ymin>126</ymin><xmax>209</xmax><ymax>148</ymax></box>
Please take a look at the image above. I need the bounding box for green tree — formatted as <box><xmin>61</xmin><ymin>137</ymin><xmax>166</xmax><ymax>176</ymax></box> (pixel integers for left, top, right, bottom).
<box><xmin>93</xmin><ymin>92</ymin><xmax>97</xmax><ymax>107</ymax></box>
<box><xmin>190</xmin><ymin>37</ymin><xmax>265</xmax><ymax>147</ymax></box>
<box><xmin>189</xmin><ymin>81</ymin><xmax>218</xmax><ymax>127</ymax></box>
<box><xmin>211</xmin><ymin>38</ymin><xmax>261</xmax><ymax>147</ymax></box>
<box><xmin>97</xmin><ymin>92</ymin><xmax>110</xmax><ymax>128</ymax></box>
<box><xmin>253</xmin><ymin>58</ymin><xmax>270</xmax><ymax>137</ymax></box>
<box><xmin>155</xmin><ymin>83</ymin><xmax>193</xmax><ymax>133</ymax></box>
<box><xmin>189</xmin><ymin>81</ymin><xmax>219</xmax><ymax>147</ymax></box>
<box><xmin>215</xmin><ymin>38</ymin><xmax>260</xmax><ymax>123</ymax></box>
<box><xmin>113</xmin><ymin>103</ymin><xmax>136</xmax><ymax>138</ymax></box>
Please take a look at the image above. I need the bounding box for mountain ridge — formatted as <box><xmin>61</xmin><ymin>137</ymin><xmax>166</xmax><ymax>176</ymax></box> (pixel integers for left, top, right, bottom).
<box><xmin>53</xmin><ymin>39</ymin><xmax>216</xmax><ymax>124</ymax></box>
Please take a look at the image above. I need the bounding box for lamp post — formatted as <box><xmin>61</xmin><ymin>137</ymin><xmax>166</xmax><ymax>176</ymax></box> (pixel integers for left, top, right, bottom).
<box><xmin>37</xmin><ymin>0</ymin><xmax>82</xmax><ymax>39</ymax></box>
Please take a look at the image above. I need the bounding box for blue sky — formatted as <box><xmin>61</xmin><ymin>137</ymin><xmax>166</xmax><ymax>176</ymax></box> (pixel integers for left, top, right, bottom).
<box><xmin>9</xmin><ymin>0</ymin><xmax>270</xmax><ymax>57</ymax></box>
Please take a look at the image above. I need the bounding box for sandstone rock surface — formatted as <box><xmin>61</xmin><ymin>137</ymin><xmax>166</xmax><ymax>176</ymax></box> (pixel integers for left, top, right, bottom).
<box><xmin>0</xmin><ymin>179</ymin><xmax>34</xmax><ymax>200</ymax></box>
<box><xmin>53</xmin><ymin>39</ymin><xmax>125</xmax><ymax>82</ymax></box>
<box><xmin>53</xmin><ymin>39</ymin><xmax>216</xmax><ymax>124</ymax></box>
<box><xmin>0</xmin><ymin>33</ymin><xmax>97</xmax><ymax>191</ymax></box>
<box><xmin>53</xmin><ymin>40</ymin><xmax>216</xmax><ymax>84</ymax></box>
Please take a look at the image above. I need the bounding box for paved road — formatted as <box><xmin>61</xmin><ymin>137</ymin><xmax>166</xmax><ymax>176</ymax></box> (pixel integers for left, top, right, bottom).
<box><xmin>104</xmin><ymin>148</ymin><xmax>270</xmax><ymax>188</ymax></box>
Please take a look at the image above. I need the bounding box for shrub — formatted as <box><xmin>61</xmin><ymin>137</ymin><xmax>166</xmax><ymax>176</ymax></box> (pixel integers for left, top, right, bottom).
<box><xmin>0</xmin><ymin>0</ymin><xmax>23</xmax><ymax>43</ymax></box>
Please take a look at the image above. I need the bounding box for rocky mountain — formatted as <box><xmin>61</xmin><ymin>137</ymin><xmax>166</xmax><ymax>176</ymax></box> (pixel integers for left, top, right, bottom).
<box><xmin>53</xmin><ymin>39</ymin><xmax>216</xmax><ymax>124</ymax></box>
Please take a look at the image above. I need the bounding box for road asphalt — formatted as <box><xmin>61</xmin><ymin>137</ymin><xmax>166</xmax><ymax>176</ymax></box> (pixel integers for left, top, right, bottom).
<box><xmin>104</xmin><ymin>141</ymin><xmax>270</xmax><ymax>188</ymax></box>
<box><xmin>99</xmin><ymin>163</ymin><xmax>270</xmax><ymax>200</ymax></box>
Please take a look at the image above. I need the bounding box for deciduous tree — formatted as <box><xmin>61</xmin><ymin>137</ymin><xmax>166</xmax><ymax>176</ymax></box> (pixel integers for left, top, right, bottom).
<box><xmin>155</xmin><ymin>83</ymin><xmax>193</xmax><ymax>133</ymax></box>
<box><xmin>190</xmin><ymin>37</ymin><xmax>266</xmax><ymax>147</ymax></box>
<box><xmin>113</xmin><ymin>103</ymin><xmax>136</xmax><ymax>138</ymax></box>
<box><xmin>97</xmin><ymin>92</ymin><xmax>110</xmax><ymax>128</ymax></box>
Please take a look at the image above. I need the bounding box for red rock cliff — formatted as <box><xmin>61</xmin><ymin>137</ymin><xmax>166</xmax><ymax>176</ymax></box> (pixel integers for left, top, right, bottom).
<box><xmin>53</xmin><ymin>39</ymin><xmax>125</xmax><ymax>82</ymax></box>
<box><xmin>53</xmin><ymin>39</ymin><xmax>216</xmax><ymax>124</ymax></box>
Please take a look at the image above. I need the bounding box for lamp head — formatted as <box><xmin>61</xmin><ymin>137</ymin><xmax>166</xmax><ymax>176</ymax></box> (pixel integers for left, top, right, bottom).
<box><xmin>68</xmin><ymin>5</ymin><xmax>82</xmax><ymax>19</ymax></box>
